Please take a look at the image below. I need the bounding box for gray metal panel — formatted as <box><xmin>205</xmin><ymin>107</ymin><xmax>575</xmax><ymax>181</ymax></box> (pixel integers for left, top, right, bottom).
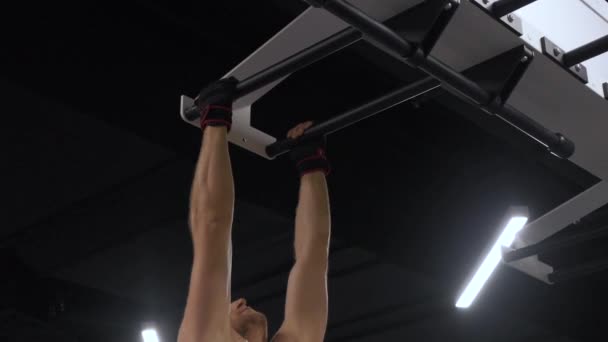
<box><xmin>431</xmin><ymin>0</ymin><xmax>522</xmax><ymax>71</ymax></box>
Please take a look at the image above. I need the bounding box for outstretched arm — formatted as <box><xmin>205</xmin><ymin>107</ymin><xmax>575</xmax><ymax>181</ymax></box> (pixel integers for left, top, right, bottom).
<box><xmin>274</xmin><ymin>123</ymin><xmax>331</xmax><ymax>342</ymax></box>
<box><xmin>179</xmin><ymin>81</ymin><xmax>236</xmax><ymax>342</ymax></box>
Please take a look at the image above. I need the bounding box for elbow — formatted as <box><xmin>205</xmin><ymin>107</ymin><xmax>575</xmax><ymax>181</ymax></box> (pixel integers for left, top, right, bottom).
<box><xmin>189</xmin><ymin>208</ymin><xmax>232</xmax><ymax>234</ymax></box>
<box><xmin>189</xmin><ymin>191</ymin><xmax>233</xmax><ymax>231</ymax></box>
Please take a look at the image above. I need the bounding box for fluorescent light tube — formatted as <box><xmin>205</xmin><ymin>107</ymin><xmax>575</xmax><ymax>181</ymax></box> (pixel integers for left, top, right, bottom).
<box><xmin>142</xmin><ymin>328</ymin><xmax>160</xmax><ymax>342</ymax></box>
<box><xmin>455</xmin><ymin>216</ymin><xmax>528</xmax><ymax>309</ymax></box>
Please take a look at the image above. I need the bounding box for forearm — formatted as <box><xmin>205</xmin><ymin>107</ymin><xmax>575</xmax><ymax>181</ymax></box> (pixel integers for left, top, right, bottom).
<box><xmin>181</xmin><ymin>127</ymin><xmax>234</xmax><ymax>341</ymax></box>
<box><xmin>189</xmin><ymin>127</ymin><xmax>234</xmax><ymax>236</ymax></box>
<box><xmin>294</xmin><ymin>172</ymin><xmax>331</xmax><ymax>263</ymax></box>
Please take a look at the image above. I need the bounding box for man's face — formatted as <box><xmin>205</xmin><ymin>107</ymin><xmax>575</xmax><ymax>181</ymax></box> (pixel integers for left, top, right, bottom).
<box><xmin>230</xmin><ymin>298</ymin><xmax>267</xmax><ymax>336</ymax></box>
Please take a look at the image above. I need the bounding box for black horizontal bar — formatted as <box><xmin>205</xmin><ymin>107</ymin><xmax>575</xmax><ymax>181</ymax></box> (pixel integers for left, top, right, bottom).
<box><xmin>309</xmin><ymin>0</ymin><xmax>574</xmax><ymax>158</ymax></box>
<box><xmin>421</xmin><ymin>55</ymin><xmax>493</xmax><ymax>105</ymax></box>
<box><xmin>495</xmin><ymin>104</ymin><xmax>574</xmax><ymax>158</ymax></box>
<box><xmin>235</xmin><ymin>28</ymin><xmax>362</xmax><ymax>97</ymax></box>
<box><xmin>490</xmin><ymin>0</ymin><xmax>538</xmax><ymax>18</ymax></box>
<box><xmin>503</xmin><ymin>225</ymin><xmax>608</xmax><ymax>263</ymax></box>
<box><xmin>562</xmin><ymin>35</ymin><xmax>608</xmax><ymax>67</ymax></box>
<box><xmin>265</xmin><ymin>77</ymin><xmax>441</xmax><ymax>158</ymax></box>
<box><xmin>548</xmin><ymin>257</ymin><xmax>608</xmax><ymax>283</ymax></box>
<box><xmin>183</xmin><ymin>28</ymin><xmax>362</xmax><ymax>121</ymax></box>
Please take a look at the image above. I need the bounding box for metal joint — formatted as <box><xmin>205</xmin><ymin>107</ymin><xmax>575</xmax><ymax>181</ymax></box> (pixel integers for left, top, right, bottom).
<box><xmin>541</xmin><ymin>37</ymin><xmax>589</xmax><ymax>84</ymax></box>
<box><xmin>386</xmin><ymin>0</ymin><xmax>460</xmax><ymax>56</ymax></box>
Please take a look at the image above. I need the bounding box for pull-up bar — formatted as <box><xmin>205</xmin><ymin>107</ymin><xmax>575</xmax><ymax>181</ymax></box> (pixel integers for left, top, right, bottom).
<box><xmin>266</xmin><ymin>77</ymin><xmax>441</xmax><ymax>157</ymax></box>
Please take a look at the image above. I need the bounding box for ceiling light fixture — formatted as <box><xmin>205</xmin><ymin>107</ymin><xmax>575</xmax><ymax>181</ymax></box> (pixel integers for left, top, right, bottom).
<box><xmin>456</xmin><ymin>208</ymin><xmax>529</xmax><ymax>309</ymax></box>
<box><xmin>141</xmin><ymin>328</ymin><xmax>160</xmax><ymax>342</ymax></box>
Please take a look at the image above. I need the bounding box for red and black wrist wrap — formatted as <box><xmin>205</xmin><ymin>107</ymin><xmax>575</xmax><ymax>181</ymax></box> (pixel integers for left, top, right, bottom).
<box><xmin>199</xmin><ymin>105</ymin><xmax>233</xmax><ymax>132</ymax></box>
<box><xmin>196</xmin><ymin>77</ymin><xmax>237</xmax><ymax>132</ymax></box>
<box><xmin>290</xmin><ymin>139</ymin><xmax>331</xmax><ymax>177</ymax></box>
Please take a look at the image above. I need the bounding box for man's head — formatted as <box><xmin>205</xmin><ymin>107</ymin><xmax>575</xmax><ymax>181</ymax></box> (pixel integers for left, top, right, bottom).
<box><xmin>230</xmin><ymin>298</ymin><xmax>268</xmax><ymax>340</ymax></box>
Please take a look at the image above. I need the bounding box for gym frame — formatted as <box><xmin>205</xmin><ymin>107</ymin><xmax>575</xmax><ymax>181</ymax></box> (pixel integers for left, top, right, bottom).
<box><xmin>181</xmin><ymin>0</ymin><xmax>608</xmax><ymax>291</ymax></box>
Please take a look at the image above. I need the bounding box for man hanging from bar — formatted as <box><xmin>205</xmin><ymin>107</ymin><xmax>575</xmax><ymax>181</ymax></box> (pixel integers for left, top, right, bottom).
<box><xmin>178</xmin><ymin>78</ymin><xmax>332</xmax><ymax>342</ymax></box>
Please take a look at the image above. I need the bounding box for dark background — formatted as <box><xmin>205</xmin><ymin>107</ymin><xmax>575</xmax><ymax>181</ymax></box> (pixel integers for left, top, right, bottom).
<box><xmin>2</xmin><ymin>1</ymin><xmax>607</xmax><ymax>341</ymax></box>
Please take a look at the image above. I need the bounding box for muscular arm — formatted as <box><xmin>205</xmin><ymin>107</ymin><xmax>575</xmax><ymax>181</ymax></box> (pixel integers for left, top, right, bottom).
<box><xmin>274</xmin><ymin>171</ymin><xmax>331</xmax><ymax>342</ymax></box>
<box><xmin>178</xmin><ymin>127</ymin><xmax>234</xmax><ymax>342</ymax></box>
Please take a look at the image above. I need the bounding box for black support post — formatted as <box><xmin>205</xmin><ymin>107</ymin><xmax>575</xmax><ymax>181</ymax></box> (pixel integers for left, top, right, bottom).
<box><xmin>490</xmin><ymin>0</ymin><xmax>538</xmax><ymax>18</ymax></box>
<box><xmin>183</xmin><ymin>28</ymin><xmax>362</xmax><ymax>121</ymax></box>
<box><xmin>503</xmin><ymin>225</ymin><xmax>608</xmax><ymax>263</ymax></box>
<box><xmin>304</xmin><ymin>0</ymin><xmax>574</xmax><ymax>158</ymax></box>
<box><xmin>266</xmin><ymin>77</ymin><xmax>441</xmax><ymax>158</ymax></box>
<box><xmin>562</xmin><ymin>35</ymin><xmax>608</xmax><ymax>67</ymax></box>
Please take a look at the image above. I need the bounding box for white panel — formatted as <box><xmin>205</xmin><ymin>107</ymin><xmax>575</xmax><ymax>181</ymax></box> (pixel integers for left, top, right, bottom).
<box><xmin>581</xmin><ymin>0</ymin><xmax>608</xmax><ymax>22</ymax></box>
<box><xmin>516</xmin><ymin>0</ymin><xmax>608</xmax><ymax>89</ymax></box>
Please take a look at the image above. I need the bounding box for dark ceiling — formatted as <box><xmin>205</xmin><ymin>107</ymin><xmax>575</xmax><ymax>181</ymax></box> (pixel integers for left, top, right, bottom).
<box><xmin>3</xmin><ymin>1</ymin><xmax>608</xmax><ymax>341</ymax></box>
